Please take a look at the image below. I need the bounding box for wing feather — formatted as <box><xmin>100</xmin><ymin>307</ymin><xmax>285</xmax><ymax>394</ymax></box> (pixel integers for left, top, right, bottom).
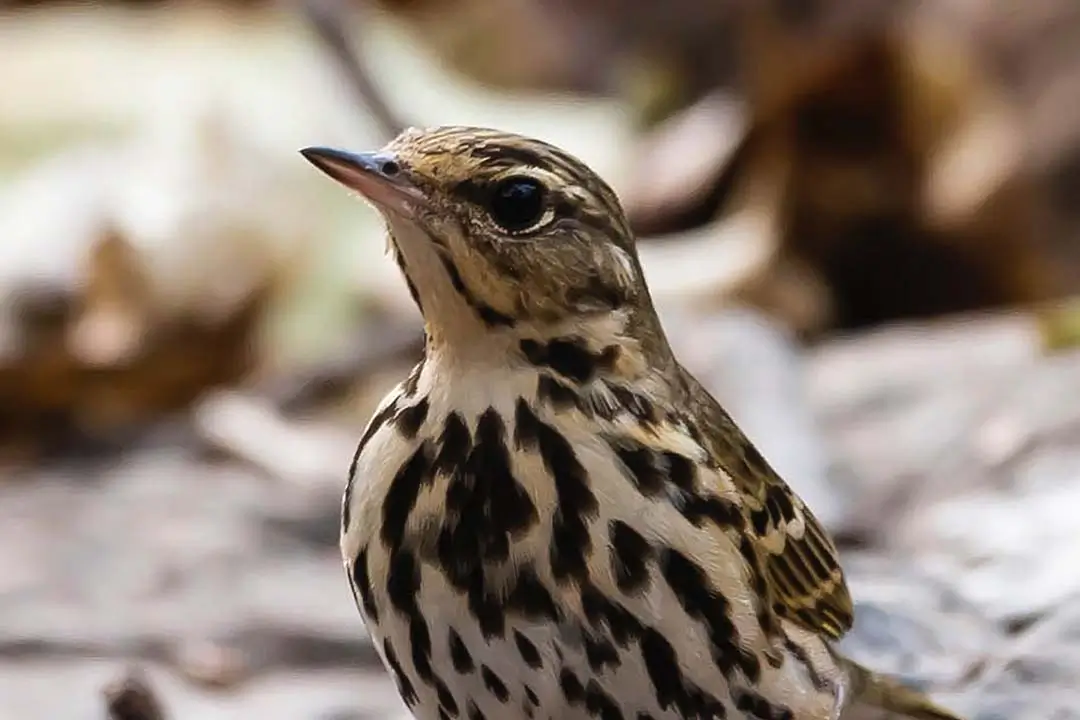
<box><xmin>681</xmin><ymin>370</ymin><xmax>854</xmax><ymax>640</ymax></box>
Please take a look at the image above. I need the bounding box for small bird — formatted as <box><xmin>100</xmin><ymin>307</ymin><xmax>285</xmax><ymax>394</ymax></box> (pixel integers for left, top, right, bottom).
<box><xmin>301</xmin><ymin>127</ymin><xmax>964</xmax><ymax>720</ymax></box>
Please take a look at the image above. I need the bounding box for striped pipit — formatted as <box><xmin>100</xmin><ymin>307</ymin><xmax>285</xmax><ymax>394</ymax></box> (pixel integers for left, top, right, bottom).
<box><xmin>301</xmin><ymin>127</ymin><xmax>965</xmax><ymax>720</ymax></box>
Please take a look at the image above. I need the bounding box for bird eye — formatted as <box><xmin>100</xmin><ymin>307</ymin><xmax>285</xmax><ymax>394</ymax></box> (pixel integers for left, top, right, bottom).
<box><xmin>488</xmin><ymin>176</ymin><xmax>547</xmax><ymax>233</ymax></box>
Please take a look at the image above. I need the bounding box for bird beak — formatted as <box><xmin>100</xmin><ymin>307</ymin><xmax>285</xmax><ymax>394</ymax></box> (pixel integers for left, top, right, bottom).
<box><xmin>300</xmin><ymin>146</ymin><xmax>428</xmax><ymax>217</ymax></box>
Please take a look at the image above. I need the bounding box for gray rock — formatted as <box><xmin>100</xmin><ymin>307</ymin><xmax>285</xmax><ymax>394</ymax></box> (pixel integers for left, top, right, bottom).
<box><xmin>0</xmin><ymin>448</ymin><xmax>370</xmax><ymax>668</ymax></box>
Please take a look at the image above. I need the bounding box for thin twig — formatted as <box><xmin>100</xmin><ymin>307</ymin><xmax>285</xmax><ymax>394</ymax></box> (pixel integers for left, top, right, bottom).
<box><xmin>261</xmin><ymin>320</ymin><xmax>423</xmax><ymax>415</ymax></box>
<box><xmin>297</xmin><ymin>0</ymin><xmax>406</xmax><ymax>140</ymax></box>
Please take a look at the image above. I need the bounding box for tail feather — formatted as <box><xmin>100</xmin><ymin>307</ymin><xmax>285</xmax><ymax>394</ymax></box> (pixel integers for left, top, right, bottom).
<box><xmin>842</xmin><ymin>659</ymin><xmax>965</xmax><ymax>720</ymax></box>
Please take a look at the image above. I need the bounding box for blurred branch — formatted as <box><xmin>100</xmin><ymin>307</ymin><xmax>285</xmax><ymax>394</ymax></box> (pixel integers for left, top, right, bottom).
<box><xmin>262</xmin><ymin>319</ymin><xmax>423</xmax><ymax>415</ymax></box>
<box><xmin>297</xmin><ymin>0</ymin><xmax>406</xmax><ymax>140</ymax></box>
<box><xmin>623</xmin><ymin>90</ymin><xmax>754</xmax><ymax>239</ymax></box>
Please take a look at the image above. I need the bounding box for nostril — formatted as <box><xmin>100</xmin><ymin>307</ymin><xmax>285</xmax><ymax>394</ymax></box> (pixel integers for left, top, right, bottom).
<box><xmin>381</xmin><ymin>159</ymin><xmax>400</xmax><ymax>176</ymax></box>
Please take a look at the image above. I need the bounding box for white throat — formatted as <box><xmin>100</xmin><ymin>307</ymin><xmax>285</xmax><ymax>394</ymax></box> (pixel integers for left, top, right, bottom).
<box><xmin>386</xmin><ymin>215</ymin><xmax>512</xmax><ymax>361</ymax></box>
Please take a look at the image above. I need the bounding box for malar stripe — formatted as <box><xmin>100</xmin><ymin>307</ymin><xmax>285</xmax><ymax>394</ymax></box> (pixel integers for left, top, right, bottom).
<box><xmin>390</xmin><ymin>244</ymin><xmax>423</xmax><ymax>313</ymax></box>
<box><xmin>438</xmin><ymin>253</ymin><xmax>516</xmax><ymax>328</ymax></box>
<box><xmin>440</xmin><ymin>252</ymin><xmax>467</xmax><ymax>291</ymax></box>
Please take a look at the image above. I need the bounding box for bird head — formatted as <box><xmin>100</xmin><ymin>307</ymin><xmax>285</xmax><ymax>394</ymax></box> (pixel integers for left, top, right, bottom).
<box><xmin>301</xmin><ymin>126</ymin><xmax>672</xmax><ymax>375</ymax></box>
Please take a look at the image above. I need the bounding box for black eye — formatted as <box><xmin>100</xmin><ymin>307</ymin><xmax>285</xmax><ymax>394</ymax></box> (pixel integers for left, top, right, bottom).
<box><xmin>488</xmin><ymin>176</ymin><xmax>547</xmax><ymax>233</ymax></box>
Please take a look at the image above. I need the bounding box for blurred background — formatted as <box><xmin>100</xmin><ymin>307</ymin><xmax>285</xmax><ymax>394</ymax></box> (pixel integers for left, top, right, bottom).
<box><xmin>2</xmin><ymin>0</ymin><xmax>1080</xmax><ymax>717</ymax></box>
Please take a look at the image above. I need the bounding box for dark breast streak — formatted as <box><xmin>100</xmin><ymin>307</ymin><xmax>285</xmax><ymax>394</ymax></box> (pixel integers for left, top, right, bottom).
<box><xmin>347</xmin><ymin>363</ymin><xmax>819</xmax><ymax>720</ymax></box>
